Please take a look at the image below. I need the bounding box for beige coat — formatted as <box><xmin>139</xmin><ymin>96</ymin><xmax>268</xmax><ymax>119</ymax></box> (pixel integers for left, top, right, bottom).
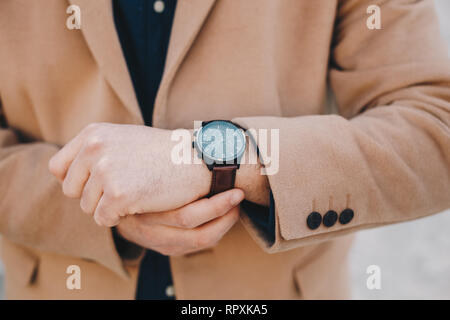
<box><xmin>0</xmin><ymin>0</ymin><xmax>449</xmax><ymax>299</ymax></box>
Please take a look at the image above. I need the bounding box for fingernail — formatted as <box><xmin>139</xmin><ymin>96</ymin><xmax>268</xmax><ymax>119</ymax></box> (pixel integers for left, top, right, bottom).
<box><xmin>230</xmin><ymin>190</ymin><xmax>244</xmax><ymax>206</ymax></box>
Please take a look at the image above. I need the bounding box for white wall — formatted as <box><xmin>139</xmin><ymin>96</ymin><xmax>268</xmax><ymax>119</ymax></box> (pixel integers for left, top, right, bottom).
<box><xmin>350</xmin><ymin>0</ymin><xmax>450</xmax><ymax>299</ymax></box>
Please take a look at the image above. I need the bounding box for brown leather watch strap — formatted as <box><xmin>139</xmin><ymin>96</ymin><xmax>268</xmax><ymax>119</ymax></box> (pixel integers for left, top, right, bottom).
<box><xmin>209</xmin><ymin>165</ymin><xmax>238</xmax><ymax>196</ymax></box>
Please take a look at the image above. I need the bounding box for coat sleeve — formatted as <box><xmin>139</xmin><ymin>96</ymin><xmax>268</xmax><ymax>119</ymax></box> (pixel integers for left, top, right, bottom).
<box><xmin>233</xmin><ymin>0</ymin><xmax>450</xmax><ymax>253</ymax></box>
<box><xmin>0</xmin><ymin>103</ymin><xmax>142</xmax><ymax>278</ymax></box>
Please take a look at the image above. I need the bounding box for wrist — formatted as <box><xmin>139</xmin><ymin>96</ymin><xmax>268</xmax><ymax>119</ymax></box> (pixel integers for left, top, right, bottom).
<box><xmin>188</xmin><ymin>125</ymin><xmax>269</xmax><ymax>205</ymax></box>
<box><xmin>187</xmin><ymin>129</ymin><xmax>212</xmax><ymax>198</ymax></box>
<box><xmin>235</xmin><ymin>139</ymin><xmax>270</xmax><ymax>206</ymax></box>
<box><xmin>191</xmin><ymin>159</ymin><xmax>213</xmax><ymax>198</ymax></box>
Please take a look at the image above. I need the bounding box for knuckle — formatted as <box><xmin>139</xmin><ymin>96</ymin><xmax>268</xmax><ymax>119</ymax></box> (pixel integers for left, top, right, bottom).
<box><xmin>94</xmin><ymin>157</ymin><xmax>110</xmax><ymax>177</ymax></box>
<box><xmin>210</xmin><ymin>199</ymin><xmax>222</xmax><ymax>214</ymax></box>
<box><xmin>95</xmin><ymin>216</ymin><xmax>111</xmax><ymax>227</ymax></box>
<box><xmin>84</xmin><ymin>136</ymin><xmax>104</xmax><ymax>153</ymax></box>
<box><xmin>107</xmin><ymin>183</ymin><xmax>126</xmax><ymax>200</ymax></box>
<box><xmin>95</xmin><ymin>208</ymin><xmax>117</xmax><ymax>227</ymax></box>
<box><xmin>80</xmin><ymin>197</ymin><xmax>93</xmax><ymax>214</ymax></box>
<box><xmin>79</xmin><ymin>199</ymin><xmax>89</xmax><ymax>213</ymax></box>
<box><xmin>175</xmin><ymin>212</ymin><xmax>195</xmax><ymax>228</ymax></box>
<box><xmin>94</xmin><ymin>211</ymin><xmax>107</xmax><ymax>226</ymax></box>
<box><xmin>194</xmin><ymin>233</ymin><xmax>212</xmax><ymax>249</ymax></box>
<box><xmin>48</xmin><ymin>157</ymin><xmax>63</xmax><ymax>177</ymax></box>
<box><xmin>94</xmin><ymin>205</ymin><xmax>106</xmax><ymax>219</ymax></box>
<box><xmin>62</xmin><ymin>180</ymin><xmax>78</xmax><ymax>198</ymax></box>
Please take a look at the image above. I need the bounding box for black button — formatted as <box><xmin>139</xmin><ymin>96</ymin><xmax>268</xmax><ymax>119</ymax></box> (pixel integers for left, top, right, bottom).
<box><xmin>323</xmin><ymin>210</ymin><xmax>338</xmax><ymax>227</ymax></box>
<box><xmin>339</xmin><ymin>208</ymin><xmax>354</xmax><ymax>225</ymax></box>
<box><xmin>306</xmin><ymin>211</ymin><xmax>322</xmax><ymax>230</ymax></box>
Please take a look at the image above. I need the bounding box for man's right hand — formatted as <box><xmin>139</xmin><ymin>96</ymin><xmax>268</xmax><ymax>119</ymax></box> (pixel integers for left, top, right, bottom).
<box><xmin>115</xmin><ymin>189</ymin><xmax>244</xmax><ymax>256</ymax></box>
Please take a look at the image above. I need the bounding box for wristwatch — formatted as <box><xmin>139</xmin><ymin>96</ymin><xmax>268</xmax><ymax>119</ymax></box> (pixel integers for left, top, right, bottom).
<box><xmin>193</xmin><ymin>120</ymin><xmax>247</xmax><ymax>196</ymax></box>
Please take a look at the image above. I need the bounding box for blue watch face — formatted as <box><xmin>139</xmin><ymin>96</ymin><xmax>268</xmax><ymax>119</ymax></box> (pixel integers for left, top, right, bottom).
<box><xmin>197</xmin><ymin>121</ymin><xmax>246</xmax><ymax>162</ymax></box>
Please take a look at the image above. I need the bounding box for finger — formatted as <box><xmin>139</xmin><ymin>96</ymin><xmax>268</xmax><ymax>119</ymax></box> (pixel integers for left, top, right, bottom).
<box><xmin>48</xmin><ymin>124</ymin><xmax>98</xmax><ymax>181</ymax></box>
<box><xmin>153</xmin><ymin>206</ymin><xmax>240</xmax><ymax>254</ymax></box>
<box><xmin>93</xmin><ymin>195</ymin><xmax>122</xmax><ymax>227</ymax></box>
<box><xmin>80</xmin><ymin>173</ymin><xmax>103</xmax><ymax>215</ymax></box>
<box><xmin>139</xmin><ymin>188</ymin><xmax>244</xmax><ymax>229</ymax></box>
<box><xmin>125</xmin><ymin>207</ymin><xmax>240</xmax><ymax>254</ymax></box>
<box><xmin>62</xmin><ymin>152</ymin><xmax>92</xmax><ymax>198</ymax></box>
<box><xmin>191</xmin><ymin>205</ymin><xmax>240</xmax><ymax>248</ymax></box>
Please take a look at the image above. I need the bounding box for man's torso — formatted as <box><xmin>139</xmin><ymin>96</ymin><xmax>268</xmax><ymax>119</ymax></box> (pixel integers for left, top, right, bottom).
<box><xmin>0</xmin><ymin>0</ymin><xmax>353</xmax><ymax>299</ymax></box>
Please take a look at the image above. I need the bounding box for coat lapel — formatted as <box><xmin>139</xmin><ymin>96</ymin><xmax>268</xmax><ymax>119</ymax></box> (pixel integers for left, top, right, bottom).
<box><xmin>68</xmin><ymin>0</ymin><xmax>143</xmax><ymax>124</ymax></box>
<box><xmin>69</xmin><ymin>0</ymin><xmax>217</xmax><ymax>127</ymax></box>
<box><xmin>153</xmin><ymin>0</ymin><xmax>217</xmax><ymax>127</ymax></box>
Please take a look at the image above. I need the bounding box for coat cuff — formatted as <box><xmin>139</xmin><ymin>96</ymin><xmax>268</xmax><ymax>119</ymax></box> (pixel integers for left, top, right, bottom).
<box><xmin>233</xmin><ymin>115</ymin><xmax>365</xmax><ymax>253</ymax></box>
<box><xmin>241</xmin><ymin>191</ymin><xmax>276</xmax><ymax>246</ymax></box>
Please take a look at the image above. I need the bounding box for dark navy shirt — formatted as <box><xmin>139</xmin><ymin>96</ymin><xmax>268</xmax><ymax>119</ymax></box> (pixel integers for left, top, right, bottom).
<box><xmin>113</xmin><ymin>0</ymin><xmax>275</xmax><ymax>300</ymax></box>
<box><xmin>113</xmin><ymin>0</ymin><xmax>177</xmax><ymax>300</ymax></box>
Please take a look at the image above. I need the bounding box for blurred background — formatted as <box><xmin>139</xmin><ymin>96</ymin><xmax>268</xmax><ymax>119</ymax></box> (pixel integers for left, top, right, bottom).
<box><xmin>349</xmin><ymin>0</ymin><xmax>450</xmax><ymax>299</ymax></box>
<box><xmin>0</xmin><ymin>0</ymin><xmax>449</xmax><ymax>300</ymax></box>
